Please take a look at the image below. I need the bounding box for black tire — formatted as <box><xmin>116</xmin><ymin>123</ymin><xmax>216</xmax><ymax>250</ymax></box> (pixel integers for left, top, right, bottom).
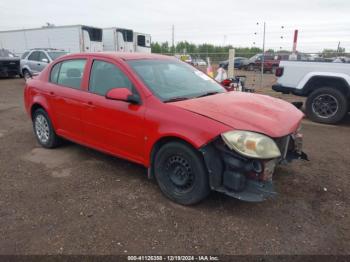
<box><xmin>154</xmin><ymin>141</ymin><xmax>210</xmax><ymax>205</ymax></box>
<box><xmin>23</xmin><ymin>69</ymin><xmax>31</xmax><ymax>80</ymax></box>
<box><xmin>248</xmin><ymin>64</ymin><xmax>255</xmax><ymax>71</ymax></box>
<box><xmin>305</xmin><ymin>87</ymin><xmax>348</xmax><ymax>124</ymax></box>
<box><xmin>32</xmin><ymin>108</ymin><xmax>61</xmax><ymax>148</ymax></box>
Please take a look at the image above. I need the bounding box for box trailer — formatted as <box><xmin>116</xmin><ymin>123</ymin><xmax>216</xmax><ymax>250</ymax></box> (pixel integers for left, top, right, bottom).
<box><xmin>103</xmin><ymin>28</ymin><xmax>134</xmax><ymax>53</ymax></box>
<box><xmin>0</xmin><ymin>25</ymin><xmax>103</xmax><ymax>56</ymax></box>
<box><xmin>134</xmin><ymin>32</ymin><xmax>151</xmax><ymax>53</ymax></box>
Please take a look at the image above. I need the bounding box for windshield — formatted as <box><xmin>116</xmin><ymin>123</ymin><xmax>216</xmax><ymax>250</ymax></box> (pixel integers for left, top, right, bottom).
<box><xmin>48</xmin><ymin>51</ymin><xmax>68</xmax><ymax>60</ymax></box>
<box><xmin>127</xmin><ymin>59</ymin><xmax>226</xmax><ymax>101</ymax></box>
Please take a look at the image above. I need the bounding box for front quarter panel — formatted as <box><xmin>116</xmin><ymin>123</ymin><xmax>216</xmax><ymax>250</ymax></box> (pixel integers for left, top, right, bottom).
<box><xmin>143</xmin><ymin>96</ymin><xmax>232</xmax><ymax>167</ymax></box>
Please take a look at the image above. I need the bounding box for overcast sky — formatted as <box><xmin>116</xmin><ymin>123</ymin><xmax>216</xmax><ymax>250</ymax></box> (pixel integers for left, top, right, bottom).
<box><xmin>1</xmin><ymin>0</ymin><xmax>349</xmax><ymax>52</ymax></box>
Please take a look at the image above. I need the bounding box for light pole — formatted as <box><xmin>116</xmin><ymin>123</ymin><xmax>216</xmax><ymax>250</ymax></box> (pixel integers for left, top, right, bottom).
<box><xmin>255</xmin><ymin>22</ymin><xmax>266</xmax><ymax>89</ymax></box>
<box><xmin>260</xmin><ymin>22</ymin><xmax>266</xmax><ymax>89</ymax></box>
<box><xmin>172</xmin><ymin>24</ymin><xmax>175</xmax><ymax>55</ymax></box>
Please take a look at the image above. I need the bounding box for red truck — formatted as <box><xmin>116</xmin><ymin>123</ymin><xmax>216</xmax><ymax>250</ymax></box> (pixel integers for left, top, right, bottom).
<box><xmin>245</xmin><ymin>54</ymin><xmax>280</xmax><ymax>74</ymax></box>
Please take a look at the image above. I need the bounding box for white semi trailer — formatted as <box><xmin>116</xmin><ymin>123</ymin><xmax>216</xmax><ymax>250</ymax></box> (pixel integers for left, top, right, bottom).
<box><xmin>134</xmin><ymin>32</ymin><xmax>151</xmax><ymax>53</ymax></box>
<box><xmin>103</xmin><ymin>27</ymin><xmax>151</xmax><ymax>53</ymax></box>
<box><xmin>0</xmin><ymin>25</ymin><xmax>103</xmax><ymax>56</ymax></box>
<box><xmin>103</xmin><ymin>27</ymin><xmax>135</xmax><ymax>53</ymax></box>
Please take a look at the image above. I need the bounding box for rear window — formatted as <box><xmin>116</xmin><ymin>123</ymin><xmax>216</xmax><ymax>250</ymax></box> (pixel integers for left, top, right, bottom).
<box><xmin>48</xmin><ymin>52</ymin><xmax>68</xmax><ymax>60</ymax></box>
<box><xmin>50</xmin><ymin>59</ymin><xmax>86</xmax><ymax>89</ymax></box>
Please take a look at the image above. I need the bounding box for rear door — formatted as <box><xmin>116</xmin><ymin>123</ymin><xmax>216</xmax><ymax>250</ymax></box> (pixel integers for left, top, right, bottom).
<box><xmin>37</xmin><ymin>51</ymin><xmax>50</xmax><ymax>72</ymax></box>
<box><xmin>47</xmin><ymin>59</ymin><xmax>88</xmax><ymax>141</ymax></box>
<box><xmin>80</xmin><ymin>58</ymin><xmax>145</xmax><ymax>163</ymax></box>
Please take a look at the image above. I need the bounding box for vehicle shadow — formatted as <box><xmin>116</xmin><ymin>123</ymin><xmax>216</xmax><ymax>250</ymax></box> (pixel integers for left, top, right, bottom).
<box><xmin>58</xmin><ymin>139</ymin><xmax>247</xmax><ymax>209</ymax></box>
<box><xmin>302</xmin><ymin>112</ymin><xmax>350</xmax><ymax>128</ymax></box>
<box><xmin>0</xmin><ymin>76</ymin><xmax>21</xmax><ymax>80</ymax></box>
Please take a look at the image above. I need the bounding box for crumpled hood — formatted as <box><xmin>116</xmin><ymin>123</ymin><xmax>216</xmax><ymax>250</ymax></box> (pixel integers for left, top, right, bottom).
<box><xmin>170</xmin><ymin>92</ymin><xmax>304</xmax><ymax>138</ymax></box>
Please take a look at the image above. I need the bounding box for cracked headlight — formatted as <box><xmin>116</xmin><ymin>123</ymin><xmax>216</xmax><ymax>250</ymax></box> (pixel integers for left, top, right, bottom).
<box><xmin>221</xmin><ymin>130</ymin><xmax>281</xmax><ymax>159</ymax></box>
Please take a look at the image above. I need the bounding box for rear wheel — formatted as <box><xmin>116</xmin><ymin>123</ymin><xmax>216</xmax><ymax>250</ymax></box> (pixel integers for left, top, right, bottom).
<box><xmin>32</xmin><ymin>108</ymin><xmax>61</xmax><ymax>148</ymax></box>
<box><xmin>305</xmin><ymin>87</ymin><xmax>348</xmax><ymax>124</ymax></box>
<box><xmin>154</xmin><ymin>141</ymin><xmax>210</xmax><ymax>205</ymax></box>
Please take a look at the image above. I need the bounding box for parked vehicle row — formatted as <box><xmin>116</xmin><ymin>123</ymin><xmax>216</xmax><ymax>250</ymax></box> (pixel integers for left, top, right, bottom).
<box><xmin>20</xmin><ymin>48</ymin><xmax>68</xmax><ymax>79</ymax></box>
<box><xmin>219</xmin><ymin>54</ymin><xmax>280</xmax><ymax>73</ymax></box>
<box><xmin>24</xmin><ymin>52</ymin><xmax>307</xmax><ymax>205</ymax></box>
<box><xmin>219</xmin><ymin>57</ymin><xmax>250</xmax><ymax>70</ymax></box>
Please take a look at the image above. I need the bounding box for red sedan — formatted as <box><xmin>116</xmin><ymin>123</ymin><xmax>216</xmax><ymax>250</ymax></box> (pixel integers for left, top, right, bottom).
<box><xmin>24</xmin><ymin>52</ymin><xmax>307</xmax><ymax>205</ymax></box>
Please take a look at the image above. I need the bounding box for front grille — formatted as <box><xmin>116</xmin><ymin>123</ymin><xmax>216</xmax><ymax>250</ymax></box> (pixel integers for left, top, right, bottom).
<box><xmin>0</xmin><ymin>60</ymin><xmax>20</xmax><ymax>70</ymax></box>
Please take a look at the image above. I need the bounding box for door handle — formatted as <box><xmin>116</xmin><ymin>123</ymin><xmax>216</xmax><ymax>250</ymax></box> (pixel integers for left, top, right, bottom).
<box><xmin>49</xmin><ymin>91</ymin><xmax>55</xmax><ymax>96</ymax></box>
<box><xmin>85</xmin><ymin>101</ymin><xmax>96</xmax><ymax>108</ymax></box>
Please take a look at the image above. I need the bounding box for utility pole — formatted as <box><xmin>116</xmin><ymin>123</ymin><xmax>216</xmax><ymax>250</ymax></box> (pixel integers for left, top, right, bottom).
<box><xmin>172</xmin><ymin>24</ymin><xmax>175</xmax><ymax>54</ymax></box>
<box><xmin>260</xmin><ymin>22</ymin><xmax>266</xmax><ymax>89</ymax></box>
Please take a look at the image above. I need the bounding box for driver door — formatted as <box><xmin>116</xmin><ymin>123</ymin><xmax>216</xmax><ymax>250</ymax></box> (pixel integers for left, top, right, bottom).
<box><xmin>80</xmin><ymin>59</ymin><xmax>146</xmax><ymax>163</ymax></box>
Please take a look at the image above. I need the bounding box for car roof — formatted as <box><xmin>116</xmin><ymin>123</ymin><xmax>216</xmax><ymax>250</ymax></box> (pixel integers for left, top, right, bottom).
<box><xmin>61</xmin><ymin>52</ymin><xmax>175</xmax><ymax>61</ymax></box>
<box><xmin>27</xmin><ymin>48</ymin><xmax>67</xmax><ymax>52</ymax></box>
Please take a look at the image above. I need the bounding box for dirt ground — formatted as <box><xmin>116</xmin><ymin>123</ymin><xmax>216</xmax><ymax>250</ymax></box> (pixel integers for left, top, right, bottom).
<box><xmin>0</xmin><ymin>73</ymin><xmax>349</xmax><ymax>255</ymax></box>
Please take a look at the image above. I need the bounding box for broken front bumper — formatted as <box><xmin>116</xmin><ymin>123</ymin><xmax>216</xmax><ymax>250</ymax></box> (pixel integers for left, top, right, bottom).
<box><xmin>200</xmin><ymin>134</ymin><xmax>308</xmax><ymax>202</ymax></box>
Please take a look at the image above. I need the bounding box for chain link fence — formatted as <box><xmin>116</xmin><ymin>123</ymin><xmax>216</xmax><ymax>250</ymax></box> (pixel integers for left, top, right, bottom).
<box><xmin>159</xmin><ymin>51</ymin><xmax>350</xmax><ymax>90</ymax></box>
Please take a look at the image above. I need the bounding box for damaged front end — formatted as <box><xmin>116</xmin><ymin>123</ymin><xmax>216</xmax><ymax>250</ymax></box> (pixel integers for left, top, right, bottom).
<box><xmin>200</xmin><ymin>131</ymin><xmax>308</xmax><ymax>202</ymax></box>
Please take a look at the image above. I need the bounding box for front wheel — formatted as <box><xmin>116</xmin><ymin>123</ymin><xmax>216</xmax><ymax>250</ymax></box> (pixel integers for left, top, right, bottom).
<box><xmin>305</xmin><ymin>87</ymin><xmax>348</xmax><ymax>124</ymax></box>
<box><xmin>247</xmin><ymin>64</ymin><xmax>255</xmax><ymax>71</ymax></box>
<box><xmin>154</xmin><ymin>141</ymin><xmax>210</xmax><ymax>205</ymax></box>
<box><xmin>23</xmin><ymin>69</ymin><xmax>31</xmax><ymax>80</ymax></box>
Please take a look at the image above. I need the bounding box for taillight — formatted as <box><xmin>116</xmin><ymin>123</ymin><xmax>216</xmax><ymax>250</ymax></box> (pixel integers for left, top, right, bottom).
<box><xmin>275</xmin><ymin>67</ymin><xmax>284</xmax><ymax>77</ymax></box>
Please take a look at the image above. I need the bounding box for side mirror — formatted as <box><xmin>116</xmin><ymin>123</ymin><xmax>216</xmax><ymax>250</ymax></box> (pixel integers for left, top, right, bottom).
<box><xmin>41</xmin><ymin>58</ymin><xmax>49</xmax><ymax>63</ymax></box>
<box><xmin>105</xmin><ymin>88</ymin><xmax>140</xmax><ymax>104</ymax></box>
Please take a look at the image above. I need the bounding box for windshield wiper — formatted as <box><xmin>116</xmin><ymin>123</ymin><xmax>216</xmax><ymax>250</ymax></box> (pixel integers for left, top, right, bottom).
<box><xmin>164</xmin><ymin>97</ymin><xmax>190</xmax><ymax>103</ymax></box>
<box><xmin>196</xmin><ymin>91</ymin><xmax>220</xmax><ymax>98</ymax></box>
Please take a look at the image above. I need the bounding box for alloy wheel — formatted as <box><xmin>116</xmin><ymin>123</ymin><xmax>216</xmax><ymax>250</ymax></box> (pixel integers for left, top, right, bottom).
<box><xmin>34</xmin><ymin>114</ymin><xmax>50</xmax><ymax>143</ymax></box>
<box><xmin>312</xmin><ymin>94</ymin><xmax>339</xmax><ymax>119</ymax></box>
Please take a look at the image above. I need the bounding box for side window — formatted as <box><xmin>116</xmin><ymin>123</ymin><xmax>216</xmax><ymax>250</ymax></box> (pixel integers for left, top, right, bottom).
<box><xmin>28</xmin><ymin>51</ymin><xmax>40</xmax><ymax>61</ymax></box>
<box><xmin>89</xmin><ymin>60</ymin><xmax>133</xmax><ymax>96</ymax></box>
<box><xmin>50</xmin><ymin>63</ymin><xmax>61</xmax><ymax>83</ymax></box>
<box><xmin>57</xmin><ymin>59</ymin><xmax>86</xmax><ymax>89</ymax></box>
<box><xmin>38</xmin><ymin>52</ymin><xmax>49</xmax><ymax>62</ymax></box>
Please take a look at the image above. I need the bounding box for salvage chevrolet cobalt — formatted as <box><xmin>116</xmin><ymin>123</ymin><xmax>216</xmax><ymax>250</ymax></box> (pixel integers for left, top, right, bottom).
<box><xmin>24</xmin><ymin>52</ymin><xmax>308</xmax><ymax>205</ymax></box>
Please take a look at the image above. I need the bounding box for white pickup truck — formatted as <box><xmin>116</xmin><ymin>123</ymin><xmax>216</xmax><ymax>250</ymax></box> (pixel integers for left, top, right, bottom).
<box><xmin>273</xmin><ymin>61</ymin><xmax>350</xmax><ymax>124</ymax></box>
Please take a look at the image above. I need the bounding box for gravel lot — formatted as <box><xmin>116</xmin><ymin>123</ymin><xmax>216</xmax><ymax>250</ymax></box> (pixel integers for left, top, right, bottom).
<box><xmin>0</xmin><ymin>74</ymin><xmax>349</xmax><ymax>255</ymax></box>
